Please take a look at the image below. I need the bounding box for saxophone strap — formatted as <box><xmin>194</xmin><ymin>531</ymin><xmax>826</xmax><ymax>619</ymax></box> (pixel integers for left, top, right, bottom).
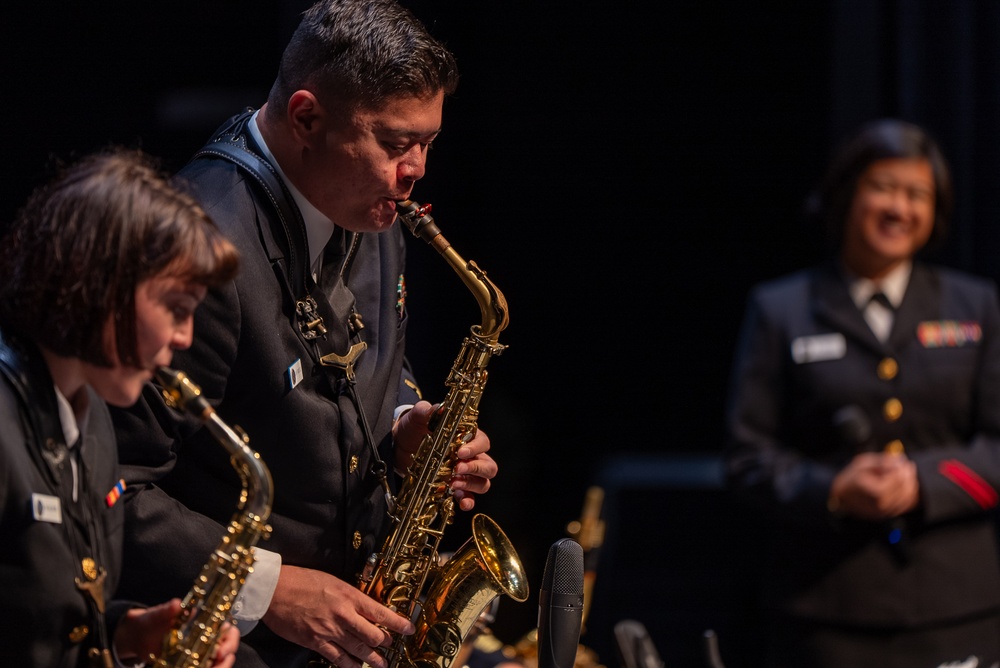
<box><xmin>0</xmin><ymin>331</ymin><xmax>70</xmax><ymax>490</ymax></box>
<box><xmin>191</xmin><ymin>111</ymin><xmax>392</xmax><ymax>492</ymax></box>
<box><xmin>193</xmin><ymin>109</ymin><xmax>311</xmax><ymax>301</ymax></box>
<box><xmin>0</xmin><ymin>331</ymin><xmax>112</xmax><ymax>662</ymax></box>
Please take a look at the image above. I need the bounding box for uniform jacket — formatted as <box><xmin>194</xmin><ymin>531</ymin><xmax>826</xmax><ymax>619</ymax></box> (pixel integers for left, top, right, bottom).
<box><xmin>110</xmin><ymin>110</ymin><xmax>421</xmax><ymax>666</ymax></box>
<box><xmin>725</xmin><ymin>260</ymin><xmax>1000</xmax><ymax>627</ymax></box>
<box><xmin>0</xmin><ymin>332</ymin><xmax>125</xmax><ymax>667</ymax></box>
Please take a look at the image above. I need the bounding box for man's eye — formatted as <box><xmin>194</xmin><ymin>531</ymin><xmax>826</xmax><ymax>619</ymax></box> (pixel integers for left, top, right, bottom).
<box><xmin>384</xmin><ymin>141</ymin><xmax>434</xmax><ymax>154</ymax></box>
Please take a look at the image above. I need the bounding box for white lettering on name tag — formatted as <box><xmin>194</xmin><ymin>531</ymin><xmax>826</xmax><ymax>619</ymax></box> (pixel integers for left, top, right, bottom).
<box><xmin>791</xmin><ymin>333</ymin><xmax>846</xmax><ymax>364</ymax></box>
<box><xmin>32</xmin><ymin>493</ymin><xmax>63</xmax><ymax>524</ymax></box>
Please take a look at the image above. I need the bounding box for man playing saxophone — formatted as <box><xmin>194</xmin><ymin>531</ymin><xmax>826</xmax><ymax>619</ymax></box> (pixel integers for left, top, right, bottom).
<box><xmin>110</xmin><ymin>2</ymin><xmax>500</xmax><ymax>667</ymax></box>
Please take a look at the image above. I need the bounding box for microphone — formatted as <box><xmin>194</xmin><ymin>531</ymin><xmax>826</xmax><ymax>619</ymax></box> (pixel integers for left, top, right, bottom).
<box><xmin>613</xmin><ymin>619</ymin><xmax>664</xmax><ymax>668</ymax></box>
<box><xmin>703</xmin><ymin>629</ymin><xmax>726</xmax><ymax>668</ymax></box>
<box><xmin>537</xmin><ymin>538</ymin><xmax>584</xmax><ymax>668</ymax></box>
<box><xmin>831</xmin><ymin>405</ymin><xmax>909</xmax><ymax>564</ymax></box>
<box><xmin>832</xmin><ymin>404</ymin><xmax>872</xmax><ymax>450</ymax></box>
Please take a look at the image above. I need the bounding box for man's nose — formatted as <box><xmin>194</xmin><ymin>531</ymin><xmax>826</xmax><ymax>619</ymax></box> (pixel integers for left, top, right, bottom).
<box><xmin>399</xmin><ymin>147</ymin><xmax>428</xmax><ymax>182</ymax></box>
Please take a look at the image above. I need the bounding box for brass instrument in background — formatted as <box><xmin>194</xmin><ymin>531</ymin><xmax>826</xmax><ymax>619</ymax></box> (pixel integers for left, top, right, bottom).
<box><xmin>565</xmin><ymin>486</ymin><xmax>605</xmax><ymax>633</ymax></box>
<box><xmin>353</xmin><ymin>200</ymin><xmax>529</xmax><ymax>668</ymax></box>
<box><xmin>153</xmin><ymin>367</ymin><xmax>274</xmax><ymax>668</ymax></box>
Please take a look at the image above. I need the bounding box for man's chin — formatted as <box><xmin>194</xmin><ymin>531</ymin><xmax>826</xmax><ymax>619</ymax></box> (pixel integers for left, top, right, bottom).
<box><xmin>374</xmin><ymin>210</ymin><xmax>399</xmax><ymax>230</ymax></box>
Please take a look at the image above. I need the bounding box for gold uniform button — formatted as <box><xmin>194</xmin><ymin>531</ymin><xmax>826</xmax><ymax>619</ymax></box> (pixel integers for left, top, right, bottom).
<box><xmin>68</xmin><ymin>625</ymin><xmax>89</xmax><ymax>643</ymax></box>
<box><xmin>877</xmin><ymin>357</ymin><xmax>898</xmax><ymax>380</ymax></box>
<box><xmin>883</xmin><ymin>398</ymin><xmax>903</xmax><ymax>422</ymax></box>
<box><xmin>884</xmin><ymin>439</ymin><xmax>905</xmax><ymax>455</ymax></box>
<box><xmin>353</xmin><ymin>531</ymin><xmax>362</xmax><ymax>550</ymax></box>
<box><xmin>349</xmin><ymin>455</ymin><xmax>359</xmax><ymax>474</ymax></box>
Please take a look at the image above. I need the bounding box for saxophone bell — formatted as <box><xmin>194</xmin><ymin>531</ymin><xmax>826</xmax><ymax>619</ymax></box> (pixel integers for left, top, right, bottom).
<box><xmin>408</xmin><ymin>514</ymin><xmax>529</xmax><ymax>668</ymax></box>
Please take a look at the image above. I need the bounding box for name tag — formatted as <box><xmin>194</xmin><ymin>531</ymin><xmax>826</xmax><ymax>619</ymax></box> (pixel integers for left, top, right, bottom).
<box><xmin>32</xmin><ymin>493</ymin><xmax>62</xmax><ymax>524</ymax></box>
<box><xmin>288</xmin><ymin>358</ymin><xmax>304</xmax><ymax>390</ymax></box>
<box><xmin>791</xmin><ymin>333</ymin><xmax>846</xmax><ymax>364</ymax></box>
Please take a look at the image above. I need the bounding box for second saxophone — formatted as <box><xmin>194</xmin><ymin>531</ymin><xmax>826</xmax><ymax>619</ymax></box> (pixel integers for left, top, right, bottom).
<box><xmin>153</xmin><ymin>367</ymin><xmax>274</xmax><ymax>668</ymax></box>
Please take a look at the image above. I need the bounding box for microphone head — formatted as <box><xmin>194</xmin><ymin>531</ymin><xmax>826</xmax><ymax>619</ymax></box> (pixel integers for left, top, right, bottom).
<box><xmin>542</xmin><ymin>538</ymin><xmax>584</xmax><ymax>596</ymax></box>
<box><xmin>538</xmin><ymin>538</ymin><xmax>585</xmax><ymax>668</ymax></box>
<box><xmin>832</xmin><ymin>404</ymin><xmax>871</xmax><ymax>447</ymax></box>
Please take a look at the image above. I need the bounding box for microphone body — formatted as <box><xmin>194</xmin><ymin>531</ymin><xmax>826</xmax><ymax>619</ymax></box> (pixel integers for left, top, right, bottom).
<box><xmin>832</xmin><ymin>405</ymin><xmax>910</xmax><ymax>564</ymax></box>
<box><xmin>537</xmin><ymin>538</ymin><xmax>584</xmax><ymax>668</ymax></box>
<box><xmin>614</xmin><ymin>619</ymin><xmax>665</xmax><ymax>668</ymax></box>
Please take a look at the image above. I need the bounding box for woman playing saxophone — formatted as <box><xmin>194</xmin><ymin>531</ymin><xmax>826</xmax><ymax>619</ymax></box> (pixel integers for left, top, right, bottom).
<box><xmin>0</xmin><ymin>148</ymin><xmax>241</xmax><ymax>668</ymax></box>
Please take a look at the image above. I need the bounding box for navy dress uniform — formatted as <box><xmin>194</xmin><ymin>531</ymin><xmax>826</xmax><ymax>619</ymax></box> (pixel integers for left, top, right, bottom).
<box><xmin>725</xmin><ymin>260</ymin><xmax>1000</xmax><ymax>666</ymax></box>
<box><xmin>0</xmin><ymin>333</ymin><xmax>128</xmax><ymax>667</ymax></box>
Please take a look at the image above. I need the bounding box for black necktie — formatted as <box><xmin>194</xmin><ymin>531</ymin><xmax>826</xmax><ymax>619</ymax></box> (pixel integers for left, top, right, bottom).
<box><xmin>870</xmin><ymin>291</ymin><xmax>893</xmax><ymax>310</ymax></box>
<box><xmin>318</xmin><ymin>228</ymin><xmax>348</xmax><ymax>289</ymax></box>
<box><xmin>866</xmin><ymin>291</ymin><xmax>894</xmax><ymax>342</ymax></box>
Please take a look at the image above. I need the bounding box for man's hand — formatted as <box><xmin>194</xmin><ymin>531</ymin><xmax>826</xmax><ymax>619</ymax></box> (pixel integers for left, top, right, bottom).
<box><xmin>262</xmin><ymin>565</ymin><xmax>415</xmax><ymax>668</ymax></box>
<box><xmin>393</xmin><ymin>400</ymin><xmax>499</xmax><ymax>511</ymax></box>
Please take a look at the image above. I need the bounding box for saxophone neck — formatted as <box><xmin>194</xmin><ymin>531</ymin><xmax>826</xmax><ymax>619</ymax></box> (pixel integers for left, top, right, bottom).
<box><xmin>395</xmin><ymin>200</ymin><xmax>508</xmax><ymax>341</ymax></box>
<box><xmin>156</xmin><ymin>367</ymin><xmax>273</xmax><ymax>524</ymax></box>
<box><xmin>463</xmin><ymin>258</ymin><xmax>508</xmax><ymax>341</ymax></box>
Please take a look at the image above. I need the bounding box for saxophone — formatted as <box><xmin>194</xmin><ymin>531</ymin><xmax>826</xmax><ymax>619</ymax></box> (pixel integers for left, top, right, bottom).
<box><xmin>356</xmin><ymin>199</ymin><xmax>529</xmax><ymax>668</ymax></box>
<box><xmin>153</xmin><ymin>367</ymin><xmax>274</xmax><ymax>668</ymax></box>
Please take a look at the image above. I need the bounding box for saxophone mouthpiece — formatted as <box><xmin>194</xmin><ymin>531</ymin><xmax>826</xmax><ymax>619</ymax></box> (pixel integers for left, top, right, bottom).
<box><xmin>155</xmin><ymin>366</ymin><xmax>214</xmax><ymax>419</ymax></box>
<box><xmin>396</xmin><ymin>199</ymin><xmax>432</xmax><ymax>217</ymax></box>
<box><xmin>396</xmin><ymin>199</ymin><xmax>443</xmax><ymax>244</ymax></box>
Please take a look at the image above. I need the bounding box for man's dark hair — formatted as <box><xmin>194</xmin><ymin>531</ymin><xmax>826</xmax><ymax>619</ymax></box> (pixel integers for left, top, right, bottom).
<box><xmin>267</xmin><ymin>0</ymin><xmax>460</xmax><ymax>119</ymax></box>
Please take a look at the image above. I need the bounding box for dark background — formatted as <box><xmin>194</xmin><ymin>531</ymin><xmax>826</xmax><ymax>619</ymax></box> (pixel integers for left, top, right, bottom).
<box><xmin>5</xmin><ymin>2</ymin><xmax>1000</xmax><ymax>666</ymax></box>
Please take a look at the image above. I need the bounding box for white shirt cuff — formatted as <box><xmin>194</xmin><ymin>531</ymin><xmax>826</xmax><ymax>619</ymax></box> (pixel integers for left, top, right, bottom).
<box><xmin>393</xmin><ymin>404</ymin><xmax>414</xmax><ymax>423</ymax></box>
<box><xmin>231</xmin><ymin>546</ymin><xmax>282</xmax><ymax>635</ymax></box>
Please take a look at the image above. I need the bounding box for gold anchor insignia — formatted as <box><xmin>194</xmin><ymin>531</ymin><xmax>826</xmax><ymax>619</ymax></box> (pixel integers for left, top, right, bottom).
<box><xmin>320</xmin><ymin>342</ymin><xmax>368</xmax><ymax>382</ymax></box>
<box><xmin>75</xmin><ymin>563</ymin><xmax>107</xmax><ymax>614</ymax></box>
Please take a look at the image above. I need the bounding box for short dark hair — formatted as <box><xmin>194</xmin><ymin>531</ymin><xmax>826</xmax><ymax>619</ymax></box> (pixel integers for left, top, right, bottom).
<box><xmin>0</xmin><ymin>148</ymin><xmax>240</xmax><ymax>367</ymax></box>
<box><xmin>805</xmin><ymin>119</ymin><xmax>953</xmax><ymax>251</ymax></box>
<box><xmin>267</xmin><ymin>0</ymin><xmax>460</xmax><ymax>119</ymax></box>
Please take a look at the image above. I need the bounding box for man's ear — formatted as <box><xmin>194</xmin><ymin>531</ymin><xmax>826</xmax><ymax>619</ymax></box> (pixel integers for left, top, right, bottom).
<box><xmin>287</xmin><ymin>90</ymin><xmax>325</xmax><ymax>146</ymax></box>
